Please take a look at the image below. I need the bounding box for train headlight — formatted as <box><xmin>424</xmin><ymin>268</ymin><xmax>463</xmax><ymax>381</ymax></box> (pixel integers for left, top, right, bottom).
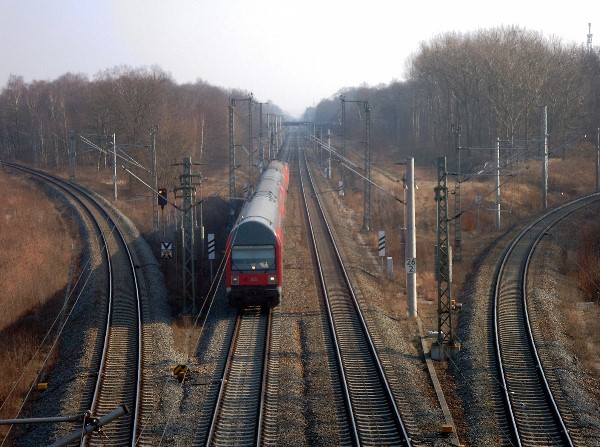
<box><xmin>268</xmin><ymin>275</ymin><xmax>277</xmax><ymax>284</ymax></box>
<box><xmin>231</xmin><ymin>275</ymin><xmax>240</xmax><ymax>285</ymax></box>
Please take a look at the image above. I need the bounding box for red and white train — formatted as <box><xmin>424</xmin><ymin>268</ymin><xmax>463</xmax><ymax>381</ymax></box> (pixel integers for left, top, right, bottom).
<box><xmin>225</xmin><ymin>160</ymin><xmax>289</xmax><ymax>307</ymax></box>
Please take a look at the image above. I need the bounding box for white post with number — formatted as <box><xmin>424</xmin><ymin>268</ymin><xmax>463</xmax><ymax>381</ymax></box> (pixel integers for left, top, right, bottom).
<box><xmin>406</xmin><ymin>157</ymin><xmax>417</xmax><ymax>317</ymax></box>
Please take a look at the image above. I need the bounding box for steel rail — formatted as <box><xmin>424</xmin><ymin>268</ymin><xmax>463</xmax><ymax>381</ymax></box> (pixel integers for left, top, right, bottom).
<box><xmin>205</xmin><ymin>307</ymin><xmax>271</xmax><ymax>447</ymax></box>
<box><xmin>494</xmin><ymin>193</ymin><xmax>600</xmax><ymax>446</ymax></box>
<box><xmin>298</xmin><ymin>142</ymin><xmax>411</xmax><ymax>446</ymax></box>
<box><xmin>1</xmin><ymin>162</ymin><xmax>143</xmax><ymax>446</ymax></box>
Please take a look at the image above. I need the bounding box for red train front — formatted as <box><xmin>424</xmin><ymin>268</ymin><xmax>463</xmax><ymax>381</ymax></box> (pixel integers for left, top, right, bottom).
<box><xmin>225</xmin><ymin>160</ymin><xmax>289</xmax><ymax>307</ymax></box>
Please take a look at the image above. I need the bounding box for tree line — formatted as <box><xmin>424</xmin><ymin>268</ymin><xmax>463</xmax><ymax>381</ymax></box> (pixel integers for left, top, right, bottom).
<box><xmin>0</xmin><ymin>65</ymin><xmax>285</xmax><ymax>188</ymax></box>
<box><xmin>305</xmin><ymin>26</ymin><xmax>600</xmax><ymax>164</ymax></box>
<box><xmin>2</xmin><ymin>26</ymin><xmax>599</xmax><ymax>175</ymax></box>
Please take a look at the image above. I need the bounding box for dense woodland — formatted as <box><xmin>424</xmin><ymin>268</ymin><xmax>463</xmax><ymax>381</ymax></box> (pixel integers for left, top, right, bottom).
<box><xmin>308</xmin><ymin>26</ymin><xmax>600</xmax><ymax>164</ymax></box>
<box><xmin>1</xmin><ymin>26</ymin><xmax>599</xmax><ymax>178</ymax></box>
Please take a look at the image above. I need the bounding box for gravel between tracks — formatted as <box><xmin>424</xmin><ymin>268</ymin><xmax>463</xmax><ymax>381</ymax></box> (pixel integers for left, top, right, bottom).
<box><xmin>450</xmin><ymin>203</ymin><xmax>600</xmax><ymax>446</ymax></box>
<box><xmin>300</xmin><ymin>163</ymin><xmax>448</xmax><ymax>445</ymax></box>
<box><xmin>12</xmin><ymin>186</ymin><xmax>180</xmax><ymax>446</ymax></box>
<box><xmin>14</xmin><ymin>168</ymin><xmax>600</xmax><ymax>446</ymax></box>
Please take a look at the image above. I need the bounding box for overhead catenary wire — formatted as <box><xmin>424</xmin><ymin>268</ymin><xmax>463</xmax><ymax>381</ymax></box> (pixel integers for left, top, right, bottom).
<box><xmin>79</xmin><ymin>135</ymin><xmax>149</xmax><ymax>173</ymax></box>
<box><xmin>310</xmin><ymin>135</ymin><xmax>404</xmax><ymax>204</ymax></box>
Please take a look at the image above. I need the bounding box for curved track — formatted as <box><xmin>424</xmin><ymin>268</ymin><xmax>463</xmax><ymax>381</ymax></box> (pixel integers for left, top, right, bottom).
<box><xmin>2</xmin><ymin>163</ymin><xmax>144</xmax><ymax>446</ymax></box>
<box><xmin>494</xmin><ymin>193</ymin><xmax>600</xmax><ymax>446</ymax></box>
<box><xmin>298</xmin><ymin>141</ymin><xmax>411</xmax><ymax>446</ymax></box>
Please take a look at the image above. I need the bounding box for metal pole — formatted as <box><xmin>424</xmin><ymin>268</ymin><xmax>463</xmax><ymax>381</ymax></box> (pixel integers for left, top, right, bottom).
<box><xmin>248</xmin><ymin>93</ymin><xmax>253</xmax><ymax>190</ymax></box>
<box><xmin>596</xmin><ymin>127</ymin><xmax>600</xmax><ymax>192</ymax></box>
<box><xmin>69</xmin><ymin>130</ymin><xmax>75</xmax><ymax>181</ymax></box>
<box><xmin>317</xmin><ymin>126</ymin><xmax>322</xmax><ymax>166</ymax></box>
<box><xmin>267</xmin><ymin>113</ymin><xmax>272</xmax><ymax>160</ymax></box>
<box><xmin>181</xmin><ymin>156</ymin><xmax>196</xmax><ymax>314</ymax></box>
<box><xmin>151</xmin><ymin>125</ymin><xmax>159</xmax><ymax>231</ymax></box>
<box><xmin>199</xmin><ymin>183</ymin><xmax>204</xmax><ymax>272</ymax></box>
<box><xmin>277</xmin><ymin>115</ymin><xmax>281</xmax><ymax>155</ymax></box>
<box><xmin>453</xmin><ymin>126</ymin><xmax>462</xmax><ymax>261</ymax></box>
<box><xmin>327</xmin><ymin>128</ymin><xmax>331</xmax><ymax>179</ymax></box>
<box><xmin>0</xmin><ymin>414</ymin><xmax>82</xmax><ymax>425</ymax></box>
<box><xmin>112</xmin><ymin>133</ymin><xmax>117</xmax><ymax>201</ymax></box>
<box><xmin>341</xmin><ymin>96</ymin><xmax>346</xmax><ymax>192</ymax></box>
<box><xmin>362</xmin><ymin>101</ymin><xmax>371</xmax><ymax>231</ymax></box>
<box><xmin>49</xmin><ymin>405</ymin><xmax>129</xmax><ymax>447</ymax></box>
<box><xmin>259</xmin><ymin>102</ymin><xmax>264</xmax><ymax>172</ymax></box>
<box><xmin>433</xmin><ymin>156</ymin><xmax>453</xmax><ymax>359</ymax></box>
<box><xmin>406</xmin><ymin>157</ymin><xmax>417</xmax><ymax>318</ymax></box>
<box><xmin>229</xmin><ymin>99</ymin><xmax>236</xmax><ymax>224</ymax></box>
<box><xmin>495</xmin><ymin>138</ymin><xmax>501</xmax><ymax>229</ymax></box>
<box><xmin>542</xmin><ymin>106</ymin><xmax>548</xmax><ymax>209</ymax></box>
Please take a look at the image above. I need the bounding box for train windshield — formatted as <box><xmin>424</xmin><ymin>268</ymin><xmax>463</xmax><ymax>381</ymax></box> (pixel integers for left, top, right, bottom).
<box><xmin>231</xmin><ymin>245</ymin><xmax>276</xmax><ymax>273</ymax></box>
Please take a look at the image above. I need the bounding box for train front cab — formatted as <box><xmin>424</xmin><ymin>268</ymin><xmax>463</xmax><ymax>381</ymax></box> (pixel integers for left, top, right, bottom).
<box><xmin>226</xmin><ymin>219</ymin><xmax>282</xmax><ymax>307</ymax></box>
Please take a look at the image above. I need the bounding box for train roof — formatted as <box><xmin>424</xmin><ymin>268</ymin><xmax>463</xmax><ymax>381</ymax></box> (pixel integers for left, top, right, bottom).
<box><xmin>232</xmin><ymin>161</ymin><xmax>288</xmax><ymax>236</ymax></box>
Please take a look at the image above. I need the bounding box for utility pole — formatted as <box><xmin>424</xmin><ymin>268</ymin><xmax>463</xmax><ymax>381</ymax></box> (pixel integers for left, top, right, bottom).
<box><xmin>362</xmin><ymin>101</ymin><xmax>371</xmax><ymax>231</ymax></box>
<box><xmin>340</xmin><ymin>95</ymin><xmax>346</xmax><ymax>194</ymax></box>
<box><xmin>267</xmin><ymin>113</ymin><xmax>272</xmax><ymax>160</ymax></box>
<box><xmin>229</xmin><ymin>94</ymin><xmax>253</xmax><ymax>223</ymax></box>
<box><xmin>275</xmin><ymin>115</ymin><xmax>281</xmax><ymax>156</ymax></box>
<box><xmin>259</xmin><ymin>102</ymin><xmax>264</xmax><ymax>171</ymax></box>
<box><xmin>248</xmin><ymin>93</ymin><xmax>254</xmax><ymax>190</ymax></box>
<box><xmin>315</xmin><ymin>125</ymin><xmax>321</xmax><ymax>166</ymax></box>
<box><xmin>327</xmin><ymin>128</ymin><xmax>332</xmax><ymax>179</ymax></box>
<box><xmin>69</xmin><ymin>130</ymin><xmax>76</xmax><ymax>181</ymax></box>
<box><xmin>495</xmin><ymin>138</ymin><xmax>501</xmax><ymax>229</ymax></box>
<box><xmin>596</xmin><ymin>127</ymin><xmax>600</xmax><ymax>193</ymax></box>
<box><xmin>541</xmin><ymin>106</ymin><xmax>548</xmax><ymax>210</ymax></box>
<box><xmin>588</xmin><ymin>23</ymin><xmax>593</xmax><ymax>53</ymax></box>
<box><xmin>340</xmin><ymin>97</ymin><xmax>371</xmax><ymax>228</ymax></box>
<box><xmin>175</xmin><ymin>157</ymin><xmax>201</xmax><ymax>314</ymax></box>
<box><xmin>229</xmin><ymin>98</ymin><xmax>236</xmax><ymax>224</ymax></box>
<box><xmin>406</xmin><ymin>157</ymin><xmax>417</xmax><ymax>318</ymax></box>
<box><xmin>112</xmin><ymin>133</ymin><xmax>117</xmax><ymax>201</ymax></box>
<box><xmin>432</xmin><ymin>156</ymin><xmax>460</xmax><ymax>360</ymax></box>
<box><xmin>150</xmin><ymin>125</ymin><xmax>159</xmax><ymax>231</ymax></box>
<box><xmin>452</xmin><ymin>125</ymin><xmax>462</xmax><ymax>261</ymax></box>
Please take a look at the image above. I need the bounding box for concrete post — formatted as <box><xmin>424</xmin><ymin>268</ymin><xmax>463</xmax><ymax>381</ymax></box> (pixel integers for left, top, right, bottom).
<box><xmin>406</xmin><ymin>157</ymin><xmax>417</xmax><ymax>317</ymax></box>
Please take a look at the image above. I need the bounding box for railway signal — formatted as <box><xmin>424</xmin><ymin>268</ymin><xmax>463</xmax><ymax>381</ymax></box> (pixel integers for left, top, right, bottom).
<box><xmin>158</xmin><ymin>188</ymin><xmax>168</xmax><ymax>208</ymax></box>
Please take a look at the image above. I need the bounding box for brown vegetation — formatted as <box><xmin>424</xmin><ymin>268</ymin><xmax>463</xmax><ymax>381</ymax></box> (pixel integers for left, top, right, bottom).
<box><xmin>318</xmin><ymin>138</ymin><xmax>600</xmax><ymax>383</ymax></box>
<box><xmin>0</xmin><ymin>169</ymin><xmax>78</xmax><ymax>437</ymax></box>
<box><xmin>2</xmin><ymin>23</ymin><xmax>600</xmax><ymax>441</ymax></box>
<box><xmin>577</xmin><ymin>221</ymin><xmax>600</xmax><ymax>303</ymax></box>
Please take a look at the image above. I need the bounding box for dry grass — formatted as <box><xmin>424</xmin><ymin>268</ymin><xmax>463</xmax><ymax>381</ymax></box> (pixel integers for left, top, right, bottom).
<box><xmin>337</xmin><ymin>144</ymin><xmax>600</xmax><ymax>365</ymax></box>
<box><xmin>3</xmin><ymin>143</ymin><xmax>599</xmax><ymax>436</ymax></box>
<box><xmin>577</xmin><ymin>221</ymin><xmax>600</xmax><ymax>302</ymax></box>
<box><xmin>0</xmin><ymin>168</ymin><xmax>77</xmax><ymax>436</ymax></box>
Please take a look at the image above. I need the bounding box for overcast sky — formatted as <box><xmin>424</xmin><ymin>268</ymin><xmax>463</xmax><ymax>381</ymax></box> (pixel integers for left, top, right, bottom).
<box><xmin>1</xmin><ymin>0</ymin><xmax>597</xmax><ymax>117</ymax></box>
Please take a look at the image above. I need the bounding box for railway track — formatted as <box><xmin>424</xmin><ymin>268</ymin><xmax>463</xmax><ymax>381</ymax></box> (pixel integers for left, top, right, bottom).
<box><xmin>2</xmin><ymin>163</ymin><xmax>146</xmax><ymax>446</ymax></box>
<box><xmin>493</xmin><ymin>193</ymin><xmax>600</xmax><ymax>446</ymax></box>
<box><xmin>298</xmin><ymin>141</ymin><xmax>411</xmax><ymax>446</ymax></box>
<box><xmin>204</xmin><ymin>307</ymin><xmax>273</xmax><ymax>446</ymax></box>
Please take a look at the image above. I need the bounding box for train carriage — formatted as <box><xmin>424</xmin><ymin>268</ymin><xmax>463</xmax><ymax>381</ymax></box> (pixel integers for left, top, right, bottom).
<box><xmin>225</xmin><ymin>160</ymin><xmax>289</xmax><ymax>307</ymax></box>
